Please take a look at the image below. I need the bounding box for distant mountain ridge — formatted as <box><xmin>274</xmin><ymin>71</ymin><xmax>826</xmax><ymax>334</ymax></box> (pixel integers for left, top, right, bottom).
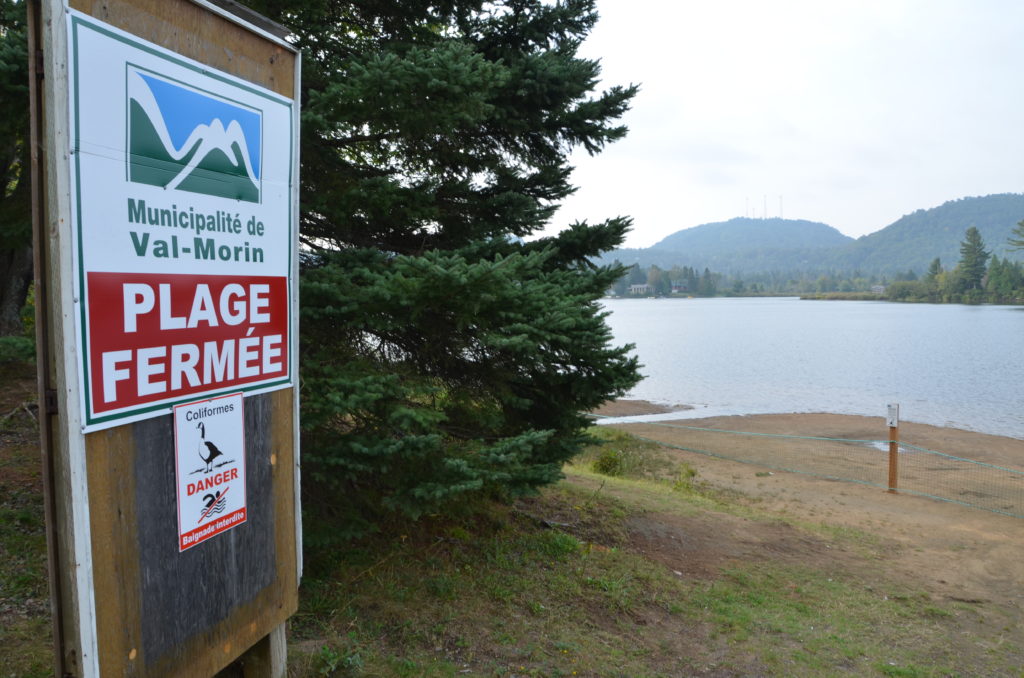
<box><xmin>832</xmin><ymin>194</ymin><xmax>1024</xmax><ymax>274</ymax></box>
<box><xmin>653</xmin><ymin>217</ymin><xmax>851</xmax><ymax>252</ymax></box>
<box><xmin>602</xmin><ymin>217</ymin><xmax>854</xmax><ymax>273</ymax></box>
<box><xmin>602</xmin><ymin>194</ymin><xmax>1024</xmax><ymax>276</ymax></box>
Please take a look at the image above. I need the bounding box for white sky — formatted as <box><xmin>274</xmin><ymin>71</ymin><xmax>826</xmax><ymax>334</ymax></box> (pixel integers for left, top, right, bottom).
<box><xmin>549</xmin><ymin>0</ymin><xmax>1024</xmax><ymax>248</ymax></box>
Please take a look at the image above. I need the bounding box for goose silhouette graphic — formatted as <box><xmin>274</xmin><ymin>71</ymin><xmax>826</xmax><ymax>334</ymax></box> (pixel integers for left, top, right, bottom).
<box><xmin>196</xmin><ymin>421</ymin><xmax>224</xmax><ymax>473</ymax></box>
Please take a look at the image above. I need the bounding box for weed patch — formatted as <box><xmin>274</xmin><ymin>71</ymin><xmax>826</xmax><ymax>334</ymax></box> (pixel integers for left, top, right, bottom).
<box><xmin>577</xmin><ymin>427</ymin><xmax>683</xmax><ymax>482</ymax></box>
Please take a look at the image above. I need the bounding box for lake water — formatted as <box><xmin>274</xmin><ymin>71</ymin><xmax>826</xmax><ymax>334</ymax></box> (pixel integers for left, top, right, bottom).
<box><xmin>601</xmin><ymin>297</ymin><xmax>1024</xmax><ymax>438</ymax></box>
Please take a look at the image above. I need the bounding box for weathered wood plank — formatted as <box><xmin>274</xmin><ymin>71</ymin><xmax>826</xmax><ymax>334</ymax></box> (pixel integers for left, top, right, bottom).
<box><xmin>86</xmin><ymin>424</ymin><xmax>144</xmax><ymax>675</ymax></box>
<box><xmin>69</xmin><ymin>0</ymin><xmax>294</xmax><ymax>96</ymax></box>
<box><xmin>36</xmin><ymin>2</ymin><xmax>98</xmax><ymax>674</ymax></box>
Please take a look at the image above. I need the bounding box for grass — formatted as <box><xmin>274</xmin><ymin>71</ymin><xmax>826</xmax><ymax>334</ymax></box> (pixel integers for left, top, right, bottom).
<box><xmin>0</xmin><ymin>361</ymin><xmax>53</xmax><ymax>678</ymax></box>
<box><xmin>290</xmin><ymin>487</ymin><xmax>711</xmax><ymax>678</ymax></box>
<box><xmin>2</xmin><ymin>363</ymin><xmax>1021</xmax><ymax>676</ymax></box>
<box><xmin>287</xmin><ymin>459</ymin><xmax>1021</xmax><ymax>677</ymax></box>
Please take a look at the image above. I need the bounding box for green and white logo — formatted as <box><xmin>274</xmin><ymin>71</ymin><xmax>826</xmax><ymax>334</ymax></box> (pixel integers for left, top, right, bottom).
<box><xmin>127</xmin><ymin>67</ymin><xmax>262</xmax><ymax>202</ymax></box>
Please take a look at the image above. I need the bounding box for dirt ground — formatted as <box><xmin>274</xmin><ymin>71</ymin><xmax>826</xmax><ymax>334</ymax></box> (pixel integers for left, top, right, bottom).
<box><xmin>597</xmin><ymin>401</ymin><xmax>1024</xmax><ymax>626</ymax></box>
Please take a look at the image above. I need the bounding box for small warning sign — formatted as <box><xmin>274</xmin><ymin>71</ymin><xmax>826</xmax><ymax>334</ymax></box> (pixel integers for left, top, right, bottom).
<box><xmin>174</xmin><ymin>393</ymin><xmax>246</xmax><ymax>551</ymax></box>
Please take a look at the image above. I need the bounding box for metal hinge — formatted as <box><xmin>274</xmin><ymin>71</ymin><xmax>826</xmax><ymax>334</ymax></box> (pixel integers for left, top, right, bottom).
<box><xmin>44</xmin><ymin>389</ymin><xmax>58</xmax><ymax>415</ymax></box>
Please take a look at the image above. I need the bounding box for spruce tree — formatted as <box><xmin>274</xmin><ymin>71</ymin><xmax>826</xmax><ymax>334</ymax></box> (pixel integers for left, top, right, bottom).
<box><xmin>957</xmin><ymin>226</ymin><xmax>989</xmax><ymax>292</ymax></box>
<box><xmin>247</xmin><ymin>0</ymin><xmax>641</xmax><ymax>530</ymax></box>
<box><xmin>1009</xmin><ymin>220</ymin><xmax>1024</xmax><ymax>251</ymax></box>
<box><xmin>0</xmin><ymin>1</ymin><xmax>32</xmax><ymax>336</ymax></box>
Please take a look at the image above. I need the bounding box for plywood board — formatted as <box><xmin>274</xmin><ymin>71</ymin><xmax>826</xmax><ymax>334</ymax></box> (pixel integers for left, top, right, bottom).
<box><xmin>86</xmin><ymin>390</ymin><xmax>298</xmax><ymax>676</ymax></box>
<box><xmin>35</xmin><ymin>1</ymin><xmax>301</xmax><ymax>676</ymax></box>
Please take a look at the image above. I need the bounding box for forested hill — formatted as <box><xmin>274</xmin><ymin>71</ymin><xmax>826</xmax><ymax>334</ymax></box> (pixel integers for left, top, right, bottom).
<box><xmin>831</xmin><ymin>194</ymin><xmax>1024</xmax><ymax>274</ymax></box>
<box><xmin>604</xmin><ymin>217</ymin><xmax>853</xmax><ymax>273</ymax></box>
<box><xmin>602</xmin><ymin>194</ymin><xmax>1024</xmax><ymax>276</ymax></box>
<box><xmin>654</xmin><ymin>217</ymin><xmax>852</xmax><ymax>252</ymax></box>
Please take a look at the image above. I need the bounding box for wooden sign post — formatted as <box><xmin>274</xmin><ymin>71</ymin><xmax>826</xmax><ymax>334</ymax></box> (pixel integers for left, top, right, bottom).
<box><xmin>29</xmin><ymin>1</ymin><xmax>301</xmax><ymax>676</ymax></box>
<box><xmin>887</xmin><ymin>403</ymin><xmax>900</xmax><ymax>494</ymax></box>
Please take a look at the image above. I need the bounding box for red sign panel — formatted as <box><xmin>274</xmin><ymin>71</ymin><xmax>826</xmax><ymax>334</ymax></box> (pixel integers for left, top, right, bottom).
<box><xmin>86</xmin><ymin>272</ymin><xmax>288</xmax><ymax>415</ymax></box>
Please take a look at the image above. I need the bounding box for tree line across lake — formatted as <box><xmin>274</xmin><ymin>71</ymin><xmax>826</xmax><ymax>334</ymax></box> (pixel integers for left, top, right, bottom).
<box><xmin>612</xmin><ymin>224</ymin><xmax>1024</xmax><ymax>304</ymax></box>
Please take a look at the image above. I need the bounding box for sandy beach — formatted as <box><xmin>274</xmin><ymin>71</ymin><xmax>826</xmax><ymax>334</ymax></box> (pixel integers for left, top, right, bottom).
<box><xmin>596</xmin><ymin>401</ymin><xmax>1024</xmax><ymax>620</ymax></box>
<box><xmin>593</xmin><ymin>400</ymin><xmax>1024</xmax><ymax>466</ymax></box>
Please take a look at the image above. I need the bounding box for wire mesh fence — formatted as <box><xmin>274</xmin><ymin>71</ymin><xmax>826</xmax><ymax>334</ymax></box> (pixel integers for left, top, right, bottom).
<box><xmin>609</xmin><ymin>420</ymin><xmax>1024</xmax><ymax>519</ymax></box>
<box><xmin>896</xmin><ymin>442</ymin><xmax>1024</xmax><ymax>517</ymax></box>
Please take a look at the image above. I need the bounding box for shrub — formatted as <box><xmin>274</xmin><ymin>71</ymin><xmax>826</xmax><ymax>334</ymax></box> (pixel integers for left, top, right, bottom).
<box><xmin>592</xmin><ymin>448</ymin><xmax>625</xmax><ymax>476</ymax></box>
<box><xmin>0</xmin><ymin>336</ymin><xmax>34</xmax><ymax>363</ymax></box>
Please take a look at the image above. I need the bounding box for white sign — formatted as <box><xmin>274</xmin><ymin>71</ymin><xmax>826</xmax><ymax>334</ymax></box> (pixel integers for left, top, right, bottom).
<box><xmin>67</xmin><ymin>11</ymin><xmax>295</xmax><ymax>431</ymax></box>
<box><xmin>887</xmin><ymin>403</ymin><xmax>900</xmax><ymax>428</ymax></box>
<box><xmin>174</xmin><ymin>393</ymin><xmax>247</xmax><ymax>551</ymax></box>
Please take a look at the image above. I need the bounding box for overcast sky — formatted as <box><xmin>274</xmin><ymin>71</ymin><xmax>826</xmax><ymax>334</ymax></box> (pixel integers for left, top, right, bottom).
<box><xmin>548</xmin><ymin>0</ymin><xmax>1024</xmax><ymax>248</ymax></box>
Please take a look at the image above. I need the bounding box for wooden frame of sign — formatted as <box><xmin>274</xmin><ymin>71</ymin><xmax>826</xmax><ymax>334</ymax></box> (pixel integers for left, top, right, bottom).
<box><xmin>29</xmin><ymin>1</ymin><xmax>301</xmax><ymax>676</ymax></box>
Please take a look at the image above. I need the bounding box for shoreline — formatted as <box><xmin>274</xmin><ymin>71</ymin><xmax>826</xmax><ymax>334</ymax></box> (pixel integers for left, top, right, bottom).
<box><xmin>600</xmin><ymin>409</ymin><xmax>1024</xmax><ymax>469</ymax></box>
<box><xmin>593</xmin><ymin>399</ymin><xmax>1024</xmax><ymax>442</ymax></box>
<box><xmin>590</xmin><ymin>399</ymin><xmax>692</xmax><ymax>418</ymax></box>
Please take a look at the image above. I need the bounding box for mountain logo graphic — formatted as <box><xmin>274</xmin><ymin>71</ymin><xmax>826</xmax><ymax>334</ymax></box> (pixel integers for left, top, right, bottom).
<box><xmin>127</xmin><ymin>67</ymin><xmax>262</xmax><ymax>202</ymax></box>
